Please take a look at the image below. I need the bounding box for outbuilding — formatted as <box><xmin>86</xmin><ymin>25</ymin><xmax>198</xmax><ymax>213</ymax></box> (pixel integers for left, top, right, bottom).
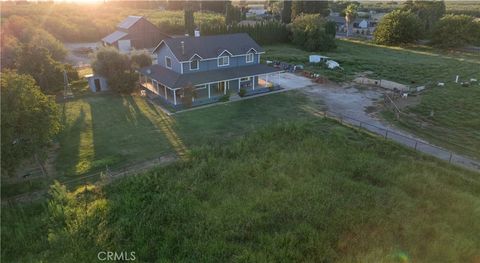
<box><xmin>102</xmin><ymin>16</ymin><xmax>169</xmax><ymax>53</ymax></box>
<box><xmin>86</xmin><ymin>74</ymin><xmax>109</xmax><ymax>93</ymax></box>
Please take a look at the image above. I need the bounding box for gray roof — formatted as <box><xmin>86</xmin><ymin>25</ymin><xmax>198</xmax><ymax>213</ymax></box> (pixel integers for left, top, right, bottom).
<box><xmin>102</xmin><ymin>31</ymin><xmax>128</xmax><ymax>44</ymax></box>
<box><xmin>139</xmin><ymin>64</ymin><xmax>281</xmax><ymax>89</ymax></box>
<box><xmin>117</xmin><ymin>16</ymin><xmax>143</xmax><ymax>29</ymax></box>
<box><xmin>155</xmin><ymin>33</ymin><xmax>264</xmax><ymax>62</ymax></box>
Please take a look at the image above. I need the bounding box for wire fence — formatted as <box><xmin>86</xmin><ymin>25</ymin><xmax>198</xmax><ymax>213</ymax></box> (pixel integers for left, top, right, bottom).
<box><xmin>321</xmin><ymin>110</ymin><xmax>480</xmax><ymax>171</ymax></box>
<box><xmin>2</xmin><ymin>155</ymin><xmax>177</xmax><ymax>205</ymax></box>
<box><xmin>4</xmin><ymin>107</ymin><xmax>480</xmax><ymax>205</ymax></box>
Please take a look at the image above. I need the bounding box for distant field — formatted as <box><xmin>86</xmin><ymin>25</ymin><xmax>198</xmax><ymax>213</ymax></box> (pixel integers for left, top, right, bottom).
<box><xmin>3</xmin><ymin>120</ymin><xmax>479</xmax><ymax>262</ymax></box>
<box><xmin>0</xmin><ymin>3</ymin><xmax>224</xmax><ymax>42</ymax></box>
<box><xmin>264</xmin><ymin>40</ymin><xmax>480</xmax><ymax>159</ymax></box>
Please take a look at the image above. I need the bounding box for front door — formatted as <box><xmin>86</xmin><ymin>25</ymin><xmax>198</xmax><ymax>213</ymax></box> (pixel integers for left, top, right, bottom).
<box><xmin>94</xmin><ymin>78</ymin><xmax>101</xmax><ymax>92</ymax></box>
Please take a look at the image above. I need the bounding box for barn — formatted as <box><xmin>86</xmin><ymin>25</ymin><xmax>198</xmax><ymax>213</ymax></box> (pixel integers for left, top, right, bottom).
<box><xmin>102</xmin><ymin>16</ymin><xmax>169</xmax><ymax>52</ymax></box>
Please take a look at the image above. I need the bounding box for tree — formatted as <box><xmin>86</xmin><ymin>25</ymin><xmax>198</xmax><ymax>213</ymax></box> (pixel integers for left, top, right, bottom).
<box><xmin>290</xmin><ymin>14</ymin><xmax>336</xmax><ymax>51</ymax></box>
<box><xmin>130</xmin><ymin>52</ymin><xmax>153</xmax><ymax>71</ymax></box>
<box><xmin>92</xmin><ymin>47</ymin><xmax>138</xmax><ymax>94</ymax></box>
<box><xmin>431</xmin><ymin>14</ymin><xmax>479</xmax><ymax>48</ymax></box>
<box><xmin>325</xmin><ymin>21</ymin><xmax>337</xmax><ymax>38</ymax></box>
<box><xmin>374</xmin><ymin>10</ymin><xmax>422</xmax><ymax>46</ymax></box>
<box><xmin>16</xmin><ymin>44</ymin><xmax>66</xmax><ymax>94</ymax></box>
<box><xmin>184</xmin><ymin>8</ymin><xmax>195</xmax><ymax>36</ymax></box>
<box><xmin>181</xmin><ymin>83</ymin><xmax>196</xmax><ymax>108</ymax></box>
<box><xmin>291</xmin><ymin>1</ymin><xmax>330</xmax><ymax>20</ymax></box>
<box><xmin>344</xmin><ymin>4</ymin><xmax>358</xmax><ymax>37</ymax></box>
<box><xmin>1</xmin><ymin>71</ymin><xmax>61</xmax><ymax>176</ymax></box>
<box><xmin>226</xmin><ymin>3</ymin><xmax>242</xmax><ymax>25</ymax></box>
<box><xmin>282</xmin><ymin>0</ymin><xmax>292</xmax><ymax>24</ymax></box>
<box><xmin>402</xmin><ymin>0</ymin><xmax>445</xmax><ymax>35</ymax></box>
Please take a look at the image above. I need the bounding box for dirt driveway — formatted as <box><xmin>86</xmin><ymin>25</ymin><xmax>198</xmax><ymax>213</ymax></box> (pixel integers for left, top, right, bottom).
<box><xmin>295</xmin><ymin>75</ymin><xmax>480</xmax><ymax>171</ymax></box>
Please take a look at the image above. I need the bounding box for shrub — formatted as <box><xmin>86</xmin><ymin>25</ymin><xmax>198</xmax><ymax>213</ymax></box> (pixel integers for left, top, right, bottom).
<box><xmin>374</xmin><ymin>10</ymin><xmax>423</xmax><ymax>46</ymax></box>
<box><xmin>202</xmin><ymin>21</ymin><xmax>289</xmax><ymax>45</ymax></box>
<box><xmin>239</xmin><ymin>88</ymin><xmax>247</xmax><ymax>97</ymax></box>
<box><xmin>430</xmin><ymin>14</ymin><xmax>479</xmax><ymax>48</ymax></box>
<box><xmin>325</xmin><ymin>21</ymin><xmax>337</xmax><ymax>38</ymax></box>
<box><xmin>219</xmin><ymin>94</ymin><xmax>230</xmax><ymax>102</ymax></box>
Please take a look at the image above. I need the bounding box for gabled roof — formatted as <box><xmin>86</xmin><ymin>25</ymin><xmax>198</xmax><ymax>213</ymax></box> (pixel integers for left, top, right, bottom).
<box><xmin>117</xmin><ymin>16</ymin><xmax>143</xmax><ymax>29</ymax></box>
<box><xmin>102</xmin><ymin>31</ymin><xmax>129</xmax><ymax>44</ymax></box>
<box><xmin>154</xmin><ymin>33</ymin><xmax>264</xmax><ymax>62</ymax></box>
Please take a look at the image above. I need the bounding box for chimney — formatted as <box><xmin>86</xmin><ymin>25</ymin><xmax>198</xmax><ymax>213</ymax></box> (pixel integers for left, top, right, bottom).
<box><xmin>181</xmin><ymin>41</ymin><xmax>185</xmax><ymax>55</ymax></box>
<box><xmin>194</xmin><ymin>28</ymin><xmax>200</xmax><ymax>37</ymax></box>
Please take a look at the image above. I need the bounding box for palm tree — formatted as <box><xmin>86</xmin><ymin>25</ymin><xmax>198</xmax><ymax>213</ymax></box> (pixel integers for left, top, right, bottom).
<box><xmin>344</xmin><ymin>4</ymin><xmax>358</xmax><ymax>37</ymax></box>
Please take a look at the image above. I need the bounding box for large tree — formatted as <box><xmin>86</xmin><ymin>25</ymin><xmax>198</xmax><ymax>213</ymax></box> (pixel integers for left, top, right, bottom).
<box><xmin>282</xmin><ymin>0</ymin><xmax>292</xmax><ymax>24</ymax></box>
<box><xmin>16</xmin><ymin>44</ymin><xmax>71</xmax><ymax>94</ymax></box>
<box><xmin>374</xmin><ymin>10</ymin><xmax>422</xmax><ymax>46</ymax></box>
<box><xmin>291</xmin><ymin>1</ymin><xmax>330</xmax><ymax>20</ymax></box>
<box><xmin>92</xmin><ymin>47</ymin><xmax>138</xmax><ymax>94</ymax></box>
<box><xmin>431</xmin><ymin>14</ymin><xmax>480</xmax><ymax>48</ymax></box>
<box><xmin>402</xmin><ymin>0</ymin><xmax>445</xmax><ymax>35</ymax></box>
<box><xmin>1</xmin><ymin>71</ymin><xmax>61</xmax><ymax>176</ymax></box>
<box><xmin>290</xmin><ymin>14</ymin><xmax>336</xmax><ymax>51</ymax></box>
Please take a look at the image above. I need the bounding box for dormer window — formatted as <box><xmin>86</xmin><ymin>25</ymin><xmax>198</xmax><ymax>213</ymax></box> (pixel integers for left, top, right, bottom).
<box><xmin>165</xmin><ymin>56</ymin><xmax>172</xmax><ymax>69</ymax></box>
<box><xmin>246</xmin><ymin>53</ymin><xmax>254</xmax><ymax>63</ymax></box>
<box><xmin>218</xmin><ymin>56</ymin><xmax>229</xmax><ymax>67</ymax></box>
<box><xmin>190</xmin><ymin>59</ymin><xmax>199</xmax><ymax>70</ymax></box>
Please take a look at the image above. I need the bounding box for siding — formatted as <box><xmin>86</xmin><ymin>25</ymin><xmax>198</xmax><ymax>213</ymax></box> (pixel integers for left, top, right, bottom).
<box><xmin>155</xmin><ymin>44</ymin><xmax>182</xmax><ymax>73</ymax></box>
<box><xmin>182</xmin><ymin>53</ymin><xmax>260</xmax><ymax>74</ymax></box>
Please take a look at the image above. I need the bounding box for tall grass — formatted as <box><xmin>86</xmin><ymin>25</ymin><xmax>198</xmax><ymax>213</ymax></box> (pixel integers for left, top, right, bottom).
<box><xmin>3</xmin><ymin>121</ymin><xmax>479</xmax><ymax>262</ymax></box>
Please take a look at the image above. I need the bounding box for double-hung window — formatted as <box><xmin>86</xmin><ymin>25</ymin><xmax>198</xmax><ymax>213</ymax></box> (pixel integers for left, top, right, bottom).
<box><xmin>190</xmin><ymin>59</ymin><xmax>199</xmax><ymax>70</ymax></box>
<box><xmin>165</xmin><ymin>56</ymin><xmax>172</xmax><ymax>69</ymax></box>
<box><xmin>246</xmin><ymin>53</ymin><xmax>254</xmax><ymax>63</ymax></box>
<box><xmin>218</xmin><ymin>56</ymin><xmax>229</xmax><ymax>67</ymax></box>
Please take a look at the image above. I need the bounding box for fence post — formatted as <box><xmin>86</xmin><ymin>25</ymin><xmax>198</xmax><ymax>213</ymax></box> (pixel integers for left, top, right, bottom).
<box><xmin>449</xmin><ymin>152</ymin><xmax>453</xmax><ymax>163</ymax></box>
<box><xmin>414</xmin><ymin>141</ymin><xmax>418</xmax><ymax>150</ymax></box>
<box><xmin>385</xmin><ymin>129</ymin><xmax>389</xmax><ymax>139</ymax></box>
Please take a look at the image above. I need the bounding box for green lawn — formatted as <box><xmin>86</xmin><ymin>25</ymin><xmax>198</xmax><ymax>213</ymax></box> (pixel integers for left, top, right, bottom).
<box><xmin>264</xmin><ymin>40</ymin><xmax>480</xmax><ymax>159</ymax></box>
<box><xmin>4</xmin><ymin>91</ymin><xmax>322</xmax><ymax>199</ymax></box>
<box><xmin>3</xmin><ymin>121</ymin><xmax>479</xmax><ymax>262</ymax></box>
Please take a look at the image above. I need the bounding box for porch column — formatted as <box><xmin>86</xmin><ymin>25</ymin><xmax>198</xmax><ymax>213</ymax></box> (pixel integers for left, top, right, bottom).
<box><xmin>266</xmin><ymin>74</ymin><xmax>268</xmax><ymax>87</ymax></box>
<box><xmin>165</xmin><ymin>86</ymin><xmax>167</xmax><ymax>100</ymax></box>
<box><xmin>173</xmin><ymin>89</ymin><xmax>177</xmax><ymax>105</ymax></box>
<box><xmin>208</xmin><ymin>84</ymin><xmax>211</xmax><ymax>98</ymax></box>
<box><xmin>156</xmin><ymin>81</ymin><xmax>159</xmax><ymax>94</ymax></box>
<box><xmin>224</xmin><ymin>81</ymin><xmax>227</xmax><ymax>95</ymax></box>
<box><xmin>252</xmin><ymin>77</ymin><xmax>255</xmax><ymax>90</ymax></box>
<box><xmin>238</xmin><ymin>78</ymin><xmax>241</xmax><ymax>91</ymax></box>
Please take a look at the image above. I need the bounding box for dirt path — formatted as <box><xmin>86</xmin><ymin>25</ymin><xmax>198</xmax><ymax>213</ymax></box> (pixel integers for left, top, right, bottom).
<box><xmin>301</xmin><ymin>82</ymin><xmax>480</xmax><ymax>171</ymax></box>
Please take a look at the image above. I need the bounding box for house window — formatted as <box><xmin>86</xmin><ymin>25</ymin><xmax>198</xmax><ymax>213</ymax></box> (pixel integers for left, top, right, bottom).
<box><xmin>190</xmin><ymin>60</ymin><xmax>199</xmax><ymax>70</ymax></box>
<box><xmin>240</xmin><ymin>77</ymin><xmax>250</xmax><ymax>82</ymax></box>
<box><xmin>165</xmin><ymin>56</ymin><xmax>172</xmax><ymax>69</ymax></box>
<box><xmin>218</xmin><ymin>56</ymin><xmax>229</xmax><ymax>67</ymax></box>
<box><xmin>246</xmin><ymin>53</ymin><xmax>254</xmax><ymax>63</ymax></box>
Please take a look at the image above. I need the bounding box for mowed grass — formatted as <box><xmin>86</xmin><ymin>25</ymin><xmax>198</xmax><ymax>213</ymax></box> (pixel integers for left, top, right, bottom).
<box><xmin>3</xmin><ymin>121</ymin><xmax>479</xmax><ymax>262</ymax></box>
<box><xmin>264</xmin><ymin>40</ymin><xmax>480</xmax><ymax>158</ymax></box>
<box><xmin>54</xmin><ymin>91</ymin><xmax>321</xmax><ymax>178</ymax></box>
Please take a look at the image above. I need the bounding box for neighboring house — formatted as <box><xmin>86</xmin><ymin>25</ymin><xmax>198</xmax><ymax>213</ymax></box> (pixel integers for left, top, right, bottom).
<box><xmin>102</xmin><ymin>16</ymin><xmax>169</xmax><ymax>52</ymax></box>
<box><xmin>138</xmin><ymin>33</ymin><xmax>282</xmax><ymax>106</ymax></box>
<box><xmin>327</xmin><ymin>15</ymin><xmax>377</xmax><ymax>33</ymax></box>
<box><xmin>246</xmin><ymin>4</ymin><xmax>266</xmax><ymax>18</ymax></box>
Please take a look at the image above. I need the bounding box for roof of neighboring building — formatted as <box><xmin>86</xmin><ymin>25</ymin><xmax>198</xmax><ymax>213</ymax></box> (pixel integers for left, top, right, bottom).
<box><xmin>117</xmin><ymin>15</ymin><xmax>143</xmax><ymax>29</ymax></box>
<box><xmin>154</xmin><ymin>33</ymin><xmax>264</xmax><ymax>62</ymax></box>
<box><xmin>102</xmin><ymin>31</ymin><xmax>129</xmax><ymax>44</ymax></box>
<box><xmin>139</xmin><ymin>64</ymin><xmax>282</xmax><ymax>89</ymax></box>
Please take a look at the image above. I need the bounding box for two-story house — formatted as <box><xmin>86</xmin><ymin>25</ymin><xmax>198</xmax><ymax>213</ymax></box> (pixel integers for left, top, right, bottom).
<box><xmin>102</xmin><ymin>16</ymin><xmax>169</xmax><ymax>52</ymax></box>
<box><xmin>138</xmin><ymin>33</ymin><xmax>282</xmax><ymax>106</ymax></box>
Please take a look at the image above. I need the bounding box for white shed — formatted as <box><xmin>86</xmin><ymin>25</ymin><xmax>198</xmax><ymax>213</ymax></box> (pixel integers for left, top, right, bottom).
<box><xmin>86</xmin><ymin>74</ymin><xmax>109</xmax><ymax>92</ymax></box>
